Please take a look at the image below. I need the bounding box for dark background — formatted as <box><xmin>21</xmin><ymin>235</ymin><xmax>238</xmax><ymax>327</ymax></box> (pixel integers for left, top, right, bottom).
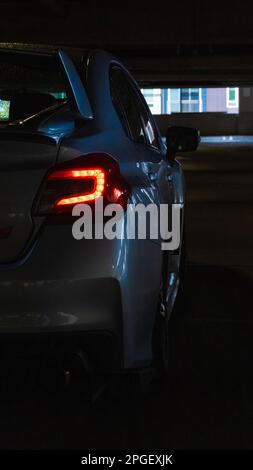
<box><xmin>0</xmin><ymin>0</ymin><xmax>253</xmax><ymax>450</ymax></box>
<box><xmin>1</xmin><ymin>0</ymin><xmax>253</xmax><ymax>84</ymax></box>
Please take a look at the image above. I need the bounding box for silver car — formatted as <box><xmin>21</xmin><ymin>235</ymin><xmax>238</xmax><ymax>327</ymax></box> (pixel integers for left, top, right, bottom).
<box><xmin>0</xmin><ymin>45</ymin><xmax>199</xmax><ymax>375</ymax></box>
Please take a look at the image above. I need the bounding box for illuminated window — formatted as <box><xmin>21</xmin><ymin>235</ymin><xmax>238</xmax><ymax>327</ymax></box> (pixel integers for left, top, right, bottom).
<box><xmin>181</xmin><ymin>88</ymin><xmax>201</xmax><ymax>112</ymax></box>
<box><xmin>226</xmin><ymin>87</ymin><xmax>239</xmax><ymax>108</ymax></box>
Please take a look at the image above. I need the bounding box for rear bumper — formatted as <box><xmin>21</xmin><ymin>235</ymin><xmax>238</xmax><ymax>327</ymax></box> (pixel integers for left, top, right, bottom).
<box><xmin>0</xmin><ymin>223</ymin><xmax>161</xmax><ymax>370</ymax></box>
<box><xmin>0</xmin><ymin>275</ymin><xmax>123</xmax><ymax>371</ymax></box>
<box><xmin>0</xmin><ymin>224</ymin><xmax>123</xmax><ymax>329</ymax></box>
<box><xmin>0</xmin><ymin>277</ymin><xmax>121</xmax><ymax>332</ymax></box>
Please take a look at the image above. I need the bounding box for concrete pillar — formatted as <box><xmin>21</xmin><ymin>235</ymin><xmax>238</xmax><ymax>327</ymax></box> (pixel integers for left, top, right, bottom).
<box><xmin>239</xmin><ymin>88</ymin><xmax>253</xmax><ymax>112</ymax></box>
<box><xmin>239</xmin><ymin>88</ymin><xmax>253</xmax><ymax>134</ymax></box>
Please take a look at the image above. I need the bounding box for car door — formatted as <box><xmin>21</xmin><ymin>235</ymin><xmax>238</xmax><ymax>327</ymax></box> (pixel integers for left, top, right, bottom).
<box><xmin>110</xmin><ymin>65</ymin><xmax>176</xmax><ymax>244</ymax></box>
<box><xmin>110</xmin><ymin>65</ymin><xmax>181</xmax><ymax>362</ymax></box>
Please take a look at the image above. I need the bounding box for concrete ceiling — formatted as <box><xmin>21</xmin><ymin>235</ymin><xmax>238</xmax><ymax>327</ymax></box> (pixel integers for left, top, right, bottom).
<box><xmin>1</xmin><ymin>0</ymin><xmax>253</xmax><ymax>85</ymax></box>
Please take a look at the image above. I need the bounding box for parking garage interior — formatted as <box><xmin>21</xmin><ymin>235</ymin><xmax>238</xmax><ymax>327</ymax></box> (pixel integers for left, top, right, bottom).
<box><xmin>0</xmin><ymin>0</ymin><xmax>253</xmax><ymax>451</ymax></box>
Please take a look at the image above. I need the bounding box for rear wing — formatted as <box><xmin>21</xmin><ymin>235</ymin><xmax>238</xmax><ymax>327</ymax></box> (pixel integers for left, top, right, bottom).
<box><xmin>57</xmin><ymin>49</ymin><xmax>93</xmax><ymax>121</ymax></box>
<box><xmin>0</xmin><ymin>46</ymin><xmax>93</xmax><ymax>124</ymax></box>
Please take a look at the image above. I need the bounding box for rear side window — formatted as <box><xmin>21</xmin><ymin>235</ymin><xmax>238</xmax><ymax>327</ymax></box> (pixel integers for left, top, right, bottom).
<box><xmin>137</xmin><ymin>96</ymin><xmax>160</xmax><ymax>148</ymax></box>
<box><xmin>0</xmin><ymin>51</ymin><xmax>67</xmax><ymax>123</ymax></box>
<box><xmin>110</xmin><ymin>66</ymin><xmax>145</xmax><ymax>143</ymax></box>
<box><xmin>110</xmin><ymin>66</ymin><xmax>160</xmax><ymax>149</ymax></box>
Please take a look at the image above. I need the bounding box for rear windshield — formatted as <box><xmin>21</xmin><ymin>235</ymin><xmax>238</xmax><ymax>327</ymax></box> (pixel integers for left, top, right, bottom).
<box><xmin>0</xmin><ymin>50</ymin><xmax>67</xmax><ymax>122</ymax></box>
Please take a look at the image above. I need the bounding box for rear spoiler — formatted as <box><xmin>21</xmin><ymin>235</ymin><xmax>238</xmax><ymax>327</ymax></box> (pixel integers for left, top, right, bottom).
<box><xmin>57</xmin><ymin>49</ymin><xmax>93</xmax><ymax>121</ymax></box>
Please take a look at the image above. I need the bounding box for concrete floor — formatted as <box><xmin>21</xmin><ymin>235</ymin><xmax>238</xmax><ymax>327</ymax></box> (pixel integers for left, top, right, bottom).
<box><xmin>0</xmin><ymin>137</ymin><xmax>253</xmax><ymax>449</ymax></box>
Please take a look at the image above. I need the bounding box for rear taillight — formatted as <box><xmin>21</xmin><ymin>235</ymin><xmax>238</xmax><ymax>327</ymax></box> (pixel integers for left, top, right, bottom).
<box><xmin>33</xmin><ymin>153</ymin><xmax>130</xmax><ymax>215</ymax></box>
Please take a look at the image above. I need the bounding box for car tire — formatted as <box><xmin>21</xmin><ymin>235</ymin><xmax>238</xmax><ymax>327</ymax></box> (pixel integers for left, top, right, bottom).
<box><xmin>152</xmin><ymin>263</ymin><xmax>171</xmax><ymax>378</ymax></box>
<box><xmin>152</xmin><ymin>226</ymin><xmax>187</xmax><ymax>377</ymax></box>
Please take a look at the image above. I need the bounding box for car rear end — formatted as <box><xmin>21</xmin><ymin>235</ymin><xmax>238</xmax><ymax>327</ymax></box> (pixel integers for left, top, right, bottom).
<box><xmin>0</xmin><ymin>47</ymin><xmax>124</xmax><ymax>372</ymax></box>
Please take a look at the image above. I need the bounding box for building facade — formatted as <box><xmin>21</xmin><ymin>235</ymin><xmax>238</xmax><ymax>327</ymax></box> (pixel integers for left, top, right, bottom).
<box><xmin>141</xmin><ymin>87</ymin><xmax>239</xmax><ymax>115</ymax></box>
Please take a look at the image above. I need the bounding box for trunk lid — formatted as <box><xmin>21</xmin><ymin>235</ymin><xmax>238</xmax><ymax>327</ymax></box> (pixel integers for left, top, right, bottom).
<box><xmin>0</xmin><ymin>131</ymin><xmax>58</xmax><ymax>263</ymax></box>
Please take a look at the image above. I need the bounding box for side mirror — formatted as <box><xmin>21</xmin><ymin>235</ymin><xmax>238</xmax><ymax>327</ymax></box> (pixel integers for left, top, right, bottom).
<box><xmin>166</xmin><ymin>126</ymin><xmax>200</xmax><ymax>162</ymax></box>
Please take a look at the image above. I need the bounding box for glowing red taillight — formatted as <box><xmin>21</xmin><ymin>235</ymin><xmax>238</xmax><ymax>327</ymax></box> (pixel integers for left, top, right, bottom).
<box><xmin>49</xmin><ymin>168</ymin><xmax>106</xmax><ymax>206</ymax></box>
<box><xmin>33</xmin><ymin>153</ymin><xmax>130</xmax><ymax>216</ymax></box>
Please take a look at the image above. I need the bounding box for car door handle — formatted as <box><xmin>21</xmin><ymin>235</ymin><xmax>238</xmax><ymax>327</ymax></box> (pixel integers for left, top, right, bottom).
<box><xmin>166</xmin><ymin>174</ymin><xmax>173</xmax><ymax>183</ymax></box>
<box><xmin>148</xmin><ymin>171</ymin><xmax>158</xmax><ymax>182</ymax></box>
